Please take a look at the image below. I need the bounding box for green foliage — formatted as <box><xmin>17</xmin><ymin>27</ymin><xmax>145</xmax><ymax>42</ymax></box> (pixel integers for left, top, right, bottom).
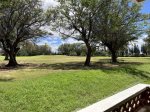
<box><xmin>141</xmin><ymin>44</ymin><xmax>147</xmax><ymax>55</ymax></box>
<box><xmin>133</xmin><ymin>44</ymin><xmax>140</xmax><ymax>56</ymax></box>
<box><xmin>0</xmin><ymin>0</ymin><xmax>47</xmax><ymax>66</ymax></box>
<box><xmin>0</xmin><ymin>0</ymin><xmax>46</xmax><ymax>42</ymax></box>
<box><xmin>93</xmin><ymin>0</ymin><xmax>145</xmax><ymax>62</ymax></box>
<box><xmin>118</xmin><ymin>46</ymin><xmax>129</xmax><ymax>57</ymax></box>
<box><xmin>47</xmin><ymin>0</ymin><xmax>106</xmax><ymax>66</ymax></box>
<box><xmin>47</xmin><ymin>0</ymin><xmax>146</xmax><ymax>63</ymax></box>
<box><xmin>58</xmin><ymin>43</ymin><xmax>86</xmax><ymax>56</ymax></box>
<box><xmin>18</xmin><ymin>42</ymin><xmax>51</xmax><ymax>56</ymax></box>
<box><xmin>128</xmin><ymin>44</ymin><xmax>140</xmax><ymax>56</ymax></box>
<box><xmin>141</xmin><ymin>35</ymin><xmax>150</xmax><ymax>56</ymax></box>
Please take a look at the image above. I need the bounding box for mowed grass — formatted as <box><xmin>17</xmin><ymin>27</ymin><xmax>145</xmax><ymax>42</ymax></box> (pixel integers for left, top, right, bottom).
<box><xmin>0</xmin><ymin>55</ymin><xmax>150</xmax><ymax>112</ymax></box>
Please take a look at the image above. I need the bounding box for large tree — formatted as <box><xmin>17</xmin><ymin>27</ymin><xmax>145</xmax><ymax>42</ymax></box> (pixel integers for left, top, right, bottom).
<box><xmin>47</xmin><ymin>0</ymin><xmax>106</xmax><ymax>66</ymax></box>
<box><xmin>93</xmin><ymin>0</ymin><xmax>145</xmax><ymax>62</ymax></box>
<box><xmin>0</xmin><ymin>0</ymin><xmax>46</xmax><ymax>67</ymax></box>
<box><xmin>143</xmin><ymin>34</ymin><xmax>150</xmax><ymax>55</ymax></box>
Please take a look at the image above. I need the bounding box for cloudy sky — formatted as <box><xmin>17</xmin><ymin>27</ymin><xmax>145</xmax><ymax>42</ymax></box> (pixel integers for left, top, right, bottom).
<box><xmin>39</xmin><ymin>0</ymin><xmax>83</xmax><ymax>52</ymax></box>
<box><xmin>39</xmin><ymin>0</ymin><xmax>150</xmax><ymax>52</ymax></box>
<box><xmin>38</xmin><ymin>36</ymin><xmax>82</xmax><ymax>52</ymax></box>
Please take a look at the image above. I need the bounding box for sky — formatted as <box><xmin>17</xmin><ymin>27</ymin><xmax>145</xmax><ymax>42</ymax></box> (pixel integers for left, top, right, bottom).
<box><xmin>39</xmin><ymin>0</ymin><xmax>82</xmax><ymax>52</ymax></box>
<box><xmin>141</xmin><ymin>0</ymin><xmax>150</xmax><ymax>14</ymax></box>
<box><xmin>40</xmin><ymin>0</ymin><xmax>150</xmax><ymax>52</ymax></box>
<box><xmin>135</xmin><ymin>0</ymin><xmax>150</xmax><ymax>49</ymax></box>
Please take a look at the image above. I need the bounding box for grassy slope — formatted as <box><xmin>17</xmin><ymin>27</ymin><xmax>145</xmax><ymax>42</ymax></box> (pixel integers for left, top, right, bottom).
<box><xmin>0</xmin><ymin>55</ymin><xmax>150</xmax><ymax>112</ymax></box>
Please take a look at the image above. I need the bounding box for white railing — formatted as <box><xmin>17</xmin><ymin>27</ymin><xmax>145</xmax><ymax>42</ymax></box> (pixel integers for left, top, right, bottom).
<box><xmin>77</xmin><ymin>84</ymin><xmax>150</xmax><ymax>112</ymax></box>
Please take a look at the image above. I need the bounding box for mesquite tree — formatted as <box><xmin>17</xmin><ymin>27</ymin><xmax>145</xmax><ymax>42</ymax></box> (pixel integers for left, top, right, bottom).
<box><xmin>93</xmin><ymin>0</ymin><xmax>145</xmax><ymax>62</ymax></box>
<box><xmin>0</xmin><ymin>0</ymin><xmax>46</xmax><ymax>67</ymax></box>
<box><xmin>47</xmin><ymin>0</ymin><xmax>106</xmax><ymax>66</ymax></box>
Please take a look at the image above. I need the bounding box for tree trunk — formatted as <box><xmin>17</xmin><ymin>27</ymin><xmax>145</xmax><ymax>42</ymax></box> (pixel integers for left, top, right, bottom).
<box><xmin>4</xmin><ymin>52</ymin><xmax>9</xmax><ymax>60</ymax></box>
<box><xmin>84</xmin><ymin>43</ymin><xmax>92</xmax><ymax>66</ymax></box>
<box><xmin>111</xmin><ymin>50</ymin><xmax>117</xmax><ymax>63</ymax></box>
<box><xmin>1</xmin><ymin>39</ymin><xmax>19</xmax><ymax>67</ymax></box>
<box><xmin>6</xmin><ymin>52</ymin><xmax>18</xmax><ymax>67</ymax></box>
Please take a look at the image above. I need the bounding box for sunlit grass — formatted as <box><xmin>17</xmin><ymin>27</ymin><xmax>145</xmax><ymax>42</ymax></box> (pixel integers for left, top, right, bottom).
<box><xmin>0</xmin><ymin>55</ymin><xmax>150</xmax><ymax>112</ymax></box>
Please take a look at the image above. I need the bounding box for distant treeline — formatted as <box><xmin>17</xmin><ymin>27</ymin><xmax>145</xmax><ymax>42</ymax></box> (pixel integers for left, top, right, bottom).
<box><xmin>18</xmin><ymin>42</ymin><xmax>52</xmax><ymax>56</ymax></box>
<box><xmin>1</xmin><ymin>40</ymin><xmax>150</xmax><ymax>57</ymax></box>
<box><xmin>57</xmin><ymin>41</ymin><xmax>150</xmax><ymax>57</ymax></box>
<box><xmin>0</xmin><ymin>41</ymin><xmax>52</xmax><ymax>56</ymax></box>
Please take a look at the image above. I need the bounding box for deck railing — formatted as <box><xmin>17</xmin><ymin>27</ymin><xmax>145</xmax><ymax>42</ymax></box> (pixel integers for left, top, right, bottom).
<box><xmin>77</xmin><ymin>84</ymin><xmax>150</xmax><ymax>112</ymax></box>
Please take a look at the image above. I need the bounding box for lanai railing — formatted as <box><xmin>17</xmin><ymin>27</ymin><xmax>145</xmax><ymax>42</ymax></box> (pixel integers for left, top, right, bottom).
<box><xmin>77</xmin><ymin>84</ymin><xmax>150</xmax><ymax>112</ymax></box>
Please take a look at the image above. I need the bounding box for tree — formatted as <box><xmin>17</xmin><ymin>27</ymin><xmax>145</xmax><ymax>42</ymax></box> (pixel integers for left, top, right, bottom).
<box><xmin>0</xmin><ymin>42</ymin><xmax>9</xmax><ymax>60</ymax></box>
<box><xmin>133</xmin><ymin>44</ymin><xmax>140</xmax><ymax>56</ymax></box>
<box><xmin>71</xmin><ymin>43</ymin><xmax>85</xmax><ymax>56</ymax></box>
<box><xmin>118</xmin><ymin>45</ymin><xmax>129</xmax><ymax>57</ymax></box>
<box><xmin>0</xmin><ymin>0</ymin><xmax>47</xmax><ymax>67</ymax></box>
<box><xmin>0</xmin><ymin>0</ymin><xmax>9</xmax><ymax>21</ymax></box>
<box><xmin>58</xmin><ymin>44</ymin><xmax>72</xmax><ymax>55</ymax></box>
<box><xmin>47</xmin><ymin>0</ymin><xmax>105</xmax><ymax>66</ymax></box>
<box><xmin>93</xmin><ymin>0</ymin><xmax>144</xmax><ymax>62</ymax></box>
<box><xmin>58</xmin><ymin>43</ymin><xmax>86</xmax><ymax>56</ymax></box>
<box><xmin>38</xmin><ymin>43</ymin><xmax>52</xmax><ymax>55</ymax></box>
<box><xmin>143</xmin><ymin>35</ymin><xmax>150</xmax><ymax>55</ymax></box>
<box><xmin>129</xmin><ymin>47</ymin><xmax>134</xmax><ymax>56</ymax></box>
<box><xmin>4</xmin><ymin>51</ymin><xmax>9</xmax><ymax>60</ymax></box>
<box><xmin>18</xmin><ymin>41</ymin><xmax>52</xmax><ymax>56</ymax></box>
<box><xmin>141</xmin><ymin>44</ymin><xmax>147</xmax><ymax>55</ymax></box>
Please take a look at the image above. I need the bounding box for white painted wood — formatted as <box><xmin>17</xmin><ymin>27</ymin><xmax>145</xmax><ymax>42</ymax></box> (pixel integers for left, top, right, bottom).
<box><xmin>77</xmin><ymin>84</ymin><xmax>150</xmax><ymax>112</ymax></box>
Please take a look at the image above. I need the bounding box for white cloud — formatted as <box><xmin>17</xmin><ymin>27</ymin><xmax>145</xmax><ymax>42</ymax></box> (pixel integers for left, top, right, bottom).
<box><xmin>63</xmin><ymin>38</ymin><xmax>83</xmax><ymax>44</ymax></box>
<box><xmin>41</xmin><ymin>0</ymin><xmax>58</xmax><ymax>9</ymax></box>
<box><xmin>128</xmin><ymin>34</ymin><xmax>148</xmax><ymax>53</ymax></box>
<box><xmin>135</xmin><ymin>34</ymin><xmax>147</xmax><ymax>45</ymax></box>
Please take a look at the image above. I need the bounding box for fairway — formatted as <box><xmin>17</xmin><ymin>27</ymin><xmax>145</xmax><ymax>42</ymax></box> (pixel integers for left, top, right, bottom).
<box><xmin>0</xmin><ymin>55</ymin><xmax>150</xmax><ymax>112</ymax></box>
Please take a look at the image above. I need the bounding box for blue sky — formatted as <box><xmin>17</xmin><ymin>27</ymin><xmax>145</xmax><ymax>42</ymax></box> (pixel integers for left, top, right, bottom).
<box><xmin>141</xmin><ymin>0</ymin><xmax>150</xmax><ymax>14</ymax></box>
<box><xmin>39</xmin><ymin>0</ymin><xmax>150</xmax><ymax>52</ymax></box>
<box><xmin>38</xmin><ymin>36</ymin><xmax>81</xmax><ymax>52</ymax></box>
<box><xmin>135</xmin><ymin>0</ymin><xmax>150</xmax><ymax>49</ymax></box>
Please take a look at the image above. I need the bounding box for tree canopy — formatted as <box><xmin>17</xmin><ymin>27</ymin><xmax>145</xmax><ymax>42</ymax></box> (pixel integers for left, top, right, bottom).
<box><xmin>93</xmin><ymin>0</ymin><xmax>145</xmax><ymax>62</ymax></box>
<box><xmin>0</xmin><ymin>0</ymin><xmax>47</xmax><ymax>66</ymax></box>
<box><xmin>47</xmin><ymin>0</ymin><xmax>107</xmax><ymax>66</ymax></box>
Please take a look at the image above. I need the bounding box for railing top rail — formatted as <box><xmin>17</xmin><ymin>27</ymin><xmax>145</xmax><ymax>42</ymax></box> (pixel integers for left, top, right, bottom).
<box><xmin>77</xmin><ymin>84</ymin><xmax>150</xmax><ymax>112</ymax></box>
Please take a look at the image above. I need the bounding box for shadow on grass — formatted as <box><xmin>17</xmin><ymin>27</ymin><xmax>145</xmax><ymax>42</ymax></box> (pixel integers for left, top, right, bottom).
<box><xmin>96</xmin><ymin>60</ymin><xmax>150</xmax><ymax>79</ymax></box>
<box><xmin>35</xmin><ymin>61</ymin><xmax>150</xmax><ymax>79</ymax></box>
<box><xmin>125</xmin><ymin>67</ymin><xmax>150</xmax><ymax>79</ymax></box>
<box><xmin>34</xmin><ymin>61</ymin><xmax>142</xmax><ymax>70</ymax></box>
<box><xmin>101</xmin><ymin>66</ymin><xmax>150</xmax><ymax>79</ymax></box>
<box><xmin>0</xmin><ymin>77</ymin><xmax>14</xmax><ymax>82</ymax></box>
<box><xmin>0</xmin><ymin>59</ymin><xmax>150</xmax><ymax>80</ymax></box>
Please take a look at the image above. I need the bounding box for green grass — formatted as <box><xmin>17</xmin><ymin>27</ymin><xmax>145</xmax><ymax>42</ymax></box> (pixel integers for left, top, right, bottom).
<box><xmin>0</xmin><ymin>55</ymin><xmax>150</xmax><ymax>112</ymax></box>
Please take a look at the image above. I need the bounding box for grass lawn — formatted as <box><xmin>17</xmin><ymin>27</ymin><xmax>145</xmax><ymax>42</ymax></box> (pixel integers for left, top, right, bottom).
<box><xmin>0</xmin><ymin>55</ymin><xmax>150</xmax><ymax>112</ymax></box>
